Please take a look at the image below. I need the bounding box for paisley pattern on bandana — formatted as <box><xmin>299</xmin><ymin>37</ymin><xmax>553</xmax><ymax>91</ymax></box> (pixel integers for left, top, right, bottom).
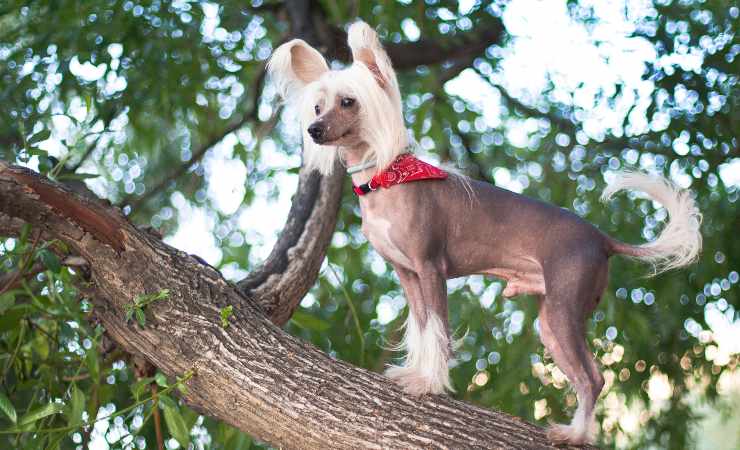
<box><xmin>353</xmin><ymin>153</ymin><xmax>448</xmax><ymax>196</ymax></box>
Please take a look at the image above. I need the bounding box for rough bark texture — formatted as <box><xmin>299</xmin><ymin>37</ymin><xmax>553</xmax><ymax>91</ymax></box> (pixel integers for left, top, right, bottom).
<box><xmin>0</xmin><ymin>162</ymin><xmax>592</xmax><ymax>449</ymax></box>
<box><xmin>238</xmin><ymin>162</ymin><xmax>344</xmax><ymax>325</ymax></box>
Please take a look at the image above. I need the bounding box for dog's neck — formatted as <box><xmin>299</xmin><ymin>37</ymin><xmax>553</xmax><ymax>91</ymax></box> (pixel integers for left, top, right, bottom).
<box><xmin>347</xmin><ymin>159</ymin><xmax>377</xmax><ymax>175</ymax></box>
<box><xmin>342</xmin><ymin>145</ymin><xmax>380</xmax><ymax>187</ymax></box>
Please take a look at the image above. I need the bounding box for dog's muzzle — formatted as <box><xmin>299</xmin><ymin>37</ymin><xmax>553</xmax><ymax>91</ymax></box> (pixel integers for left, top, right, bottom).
<box><xmin>308</xmin><ymin>123</ymin><xmax>325</xmax><ymax>142</ymax></box>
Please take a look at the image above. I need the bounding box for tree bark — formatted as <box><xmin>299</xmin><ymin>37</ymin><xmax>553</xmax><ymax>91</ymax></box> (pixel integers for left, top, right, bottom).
<box><xmin>237</xmin><ymin>161</ymin><xmax>344</xmax><ymax>325</ymax></box>
<box><xmin>0</xmin><ymin>162</ymin><xmax>589</xmax><ymax>449</ymax></box>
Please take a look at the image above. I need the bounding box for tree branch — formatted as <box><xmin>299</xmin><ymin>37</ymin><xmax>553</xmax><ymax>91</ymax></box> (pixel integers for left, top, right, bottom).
<box><xmin>320</xmin><ymin>19</ymin><xmax>506</xmax><ymax>70</ymax></box>
<box><xmin>237</xmin><ymin>161</ymin><xmax>344</xmax><ymax>325</ymax></box>
<box><xmin>69</xmin><ymin>108</ymin><xmax>120</xmax><ymax>172</ymax></box>
<box><xmin>386</xmin><ymin>25</ymin><xmax>505</xmax><ymax>70</ymax></box>
<box><xmin>469</xmin><ymin>66</ymin><xmax>642</xmax><ymax>157</ymax></box>
<box><xmin>275</xmin><ymin>1</ymin><xmax>505</xmax><ymax>70</ymax></box>
<box><xmin>470</xmin><ymin>65</ymin><xmax>577</xmax><ymax>132</ymax></box>
<box><xmin>440</xmin><ymin>53</ymin><xmax>479</xmax><ymax>84</ymax></box>
<box><xmin>121</xmin><ymin>66</ymin><xmax>268</xmax><ymax>212</ymax></box>
<box><xmin>0</xmin><ymin>162</ymin><xmax>589</xmax><ymax>450</ymax></box>
<box><xmin>0</xmin><ymin>231</ymin><xmax>42</xmax><ymax>295</ymax></box>
<box><xmin>0</xmin><ymin>262</ymin><xmax>44</xmax><ymax>293</ymax></box>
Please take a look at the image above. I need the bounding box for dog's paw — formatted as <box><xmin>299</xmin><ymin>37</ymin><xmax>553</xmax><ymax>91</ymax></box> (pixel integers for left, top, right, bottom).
<box><xmin>385</xmin><ymin>366</ymin><xmax>449</xmax><ymax>396</ymax></box>
<box><xmin>546</xmin><ymin>423</ymin><xmax>592</xmax><ymax>446</ymax></box>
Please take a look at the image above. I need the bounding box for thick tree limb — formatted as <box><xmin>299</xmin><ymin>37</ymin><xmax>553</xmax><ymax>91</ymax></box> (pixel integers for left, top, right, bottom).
<box><xmin>237</xmin><ymin>161</ymin><xmax>344</xmax><ymax>325</ymax></box>
<box><xmin>385</xmin><ymin>25</ymin><xmax>505</xmax><ymax>70</ymax></box>
<box><xmin>0</xmin><ymin>162</ymin><xmax>589</xmax><ymax>449</ymax></box>
<box><xmin>323</xmin><ymin>19</ymin><xmax>505</xmax><ymax>70</ymax></box>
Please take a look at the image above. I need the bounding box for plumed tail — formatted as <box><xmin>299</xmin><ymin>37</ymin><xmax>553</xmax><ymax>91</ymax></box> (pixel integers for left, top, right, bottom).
<box><xmin>602</xmin><ymin>172</ymin><xmax>702</xmax><ymax>275</ymax></box>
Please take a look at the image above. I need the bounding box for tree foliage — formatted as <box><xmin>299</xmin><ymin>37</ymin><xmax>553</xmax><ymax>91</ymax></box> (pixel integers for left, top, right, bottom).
<box><xmin>0</xmin><ymin>0</ymin><xmax>738</xmax><ymax>449</ymax></box>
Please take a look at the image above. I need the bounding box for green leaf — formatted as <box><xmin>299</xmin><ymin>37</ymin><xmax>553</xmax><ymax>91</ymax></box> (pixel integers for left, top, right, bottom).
<box><xmin>290</xmin><ymin>310</ymin><xmax>330</xmax><ymax>332</ymax></box>
<box><xmin>20</xmin><ymin>223</ymin><xmax>32</xmax><ymax>243</ymax></box>
<box><xmin>134</xmin><ymin>289</ymin><xmax>170</xmax><ymax>308</ymax></box>
<box><xmin>157</xmin><ymin>393</ymin><xmax>177</xmax><ymax>409</ymax></box>
<box><xmin>56</xmin><ymin>172</ymin><xmax>100</xmax><ymax>182</ymax></box>
<box><xmin>135</xmin><ymin>308</ymin><xmax>146</xmax><ymax>327</ymax></box>
<box><xmin>131</xmin><ymin>377</ymin><xmax>154</xmax><ymax>400</ymax></box>
<box><xmin>163</xmin><ymin>403</ymin><xmax>190</xmax><ymax>448</ymax></box>
<box><xmin>27</xmin><ymin>146</ymin><xmax>49</xmax><ymax>158</ymax></box>
<box><xmin>180</xmin><ymin>405</ymin><xmax>199</xmax><ymax>431</ymax></box>
<box><xmin>0</xmin><ymin>304</ymin><xmax>32</xmax><ymax>333</ymax></box>
<box><xmin>228</xmin><ymin>430</ymin><xmax>253</xmax><ymax>450</ymax></box>
<box><xmin>220</xmin><ymin>305</ymin><xmax>233</xmax><ymax>328</ymax></box>
<box><xmin>38</xmin><ymin>249</ymin><xmax>61</xmax><ymax>273</ymax></box>
<box><xmin>28</xmin><ymin>129</ymin><xmax>51</xmax><ymax>145</ymax></box>
<box><xmin>0</xmin><ymin>292</ymin><xmax>15</xmax><ymax>314</ymax></box>
<box><xmin>176</xmin><ymin>381</ymin><xmax>189</xmax><ymax>396</ymax></box>
<box><xmin>0</xmin><ymin>391</ymin><xmax>17</xmax><ymax>424</ymax></box>
<box><xmin>215</xmin><ymin>421</ymin><xmax>235</xmax><ymax>445</ymax></box>
<box><xmin>33</xmin><ymin>333</ymin><xmax>50</xmax><ymax>360</ymax></box>
<box><xmin>217</xmin><ymin>422</ymin><xmax>253</xmax><ymax>450</ymax></box>
<box><xmin>85</xmin><ymin>342</ymin><xmax>100</xmax><ymax>381</ymax></box>
<box><xmin>84</xmin><ymin>94</ymin><xmax>92</xmax><ymax>115</ymax></box>
<box><xmin>154</xmin><ymin>372</ymin><xmax>168</xmax><ymax>388</ymax></box>
<box><xmin>37</xmin><ymin>155</ymin><xmax>55</xmax><ymax>173</ymax></box>
<box><xmin>44</xmin><ymin>431</ymin><xmax>66</xmax><ymax>450</ymax></box>
<box><xmin>66</xmin><ymin>385</ymin><xmax>85</xmax><ymax>426</ymax></box>
<box><xmin>18</xmin><ymin>402</ymin><xmax>64</xmax><ymax>426</ymax></box>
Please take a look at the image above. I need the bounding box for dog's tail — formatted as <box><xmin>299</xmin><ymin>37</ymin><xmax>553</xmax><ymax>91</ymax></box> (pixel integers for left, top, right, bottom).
<box><xmin>601</xmin><ymin>171</ymin><xmax>702</xmax><ymax>275</ymax></box>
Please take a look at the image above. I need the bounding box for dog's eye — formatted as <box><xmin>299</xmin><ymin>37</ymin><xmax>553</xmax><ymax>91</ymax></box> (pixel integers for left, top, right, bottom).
<box><xmin>341</xmin><ymin>97</ymin><xmax>355</xmax><ymax>108</ymax></box>
<box><xmin>314</xmin><ymin>104</ymin><xmax>320</xmax><ymax>115</ymax></box>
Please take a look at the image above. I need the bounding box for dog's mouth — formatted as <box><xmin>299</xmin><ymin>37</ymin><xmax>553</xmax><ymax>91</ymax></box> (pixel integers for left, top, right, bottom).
<box><xmin>313</xmin><ymin>128</ymin><xmax>353</xmax><ymax>145</ymax></box>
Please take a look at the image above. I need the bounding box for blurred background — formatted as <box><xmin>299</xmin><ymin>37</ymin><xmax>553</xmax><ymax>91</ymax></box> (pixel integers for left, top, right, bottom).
<box><xmin>0</xmin><ymin>0</ymin><xmax>738</xmax><ymax>449</ymax></box>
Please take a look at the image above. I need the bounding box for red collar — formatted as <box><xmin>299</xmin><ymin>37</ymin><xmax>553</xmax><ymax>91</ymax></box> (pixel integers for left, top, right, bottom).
<box><xmin>352</xmin><ymin>153</ymin><xmax>448</xmax><ymax>196</ymax></box>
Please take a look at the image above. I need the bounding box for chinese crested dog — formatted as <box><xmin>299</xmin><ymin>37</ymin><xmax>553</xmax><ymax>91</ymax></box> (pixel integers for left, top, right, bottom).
<box><xmin>268</xmin><ymin>21</ymin><xmax>702</xmax><ymax>445</ymax></box>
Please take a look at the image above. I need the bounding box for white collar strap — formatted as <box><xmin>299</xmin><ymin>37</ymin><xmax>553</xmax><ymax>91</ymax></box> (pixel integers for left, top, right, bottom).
<box><xmin>346</xmin><ymin>159</ymin><xmax>377</xmax><ymax>175</ymax></box>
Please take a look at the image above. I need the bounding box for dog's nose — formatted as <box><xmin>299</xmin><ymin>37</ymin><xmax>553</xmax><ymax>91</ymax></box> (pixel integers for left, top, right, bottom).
<box><xmin>307</xmin><ymin>124</ymin><xmax>324</xmax><ymax>141</ymax></box>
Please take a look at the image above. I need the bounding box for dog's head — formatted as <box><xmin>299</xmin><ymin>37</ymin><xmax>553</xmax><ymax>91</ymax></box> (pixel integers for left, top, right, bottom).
<box><xmin>268</xmin><ymin>21</ymin><xmax>407</xmax><ymax>175</ymax></box>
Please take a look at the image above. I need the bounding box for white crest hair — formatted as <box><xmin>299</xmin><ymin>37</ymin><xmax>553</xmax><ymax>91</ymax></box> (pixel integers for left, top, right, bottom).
<box><xmin>267</xmin><ymin>21</ymin><xmax>408</xmax><ymax>175</ymax></box>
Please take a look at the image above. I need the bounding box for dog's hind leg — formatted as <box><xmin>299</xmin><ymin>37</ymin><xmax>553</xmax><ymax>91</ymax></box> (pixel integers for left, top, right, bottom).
<box><xmin>539</xmin><ymin>254</ymin><xmax>607</xmax><ymax>445</ymax></box>
<box><xmin>386</xmin><ymin>264</ymin><xmax>453</xmax><ymax>395</ymax></box>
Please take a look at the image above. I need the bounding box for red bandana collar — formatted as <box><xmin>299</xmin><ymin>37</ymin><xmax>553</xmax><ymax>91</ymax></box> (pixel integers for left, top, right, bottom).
<box><xmin>352</xmin><ymin>153</ymin><xmax>448</xmax><ymax>196</ymax></box>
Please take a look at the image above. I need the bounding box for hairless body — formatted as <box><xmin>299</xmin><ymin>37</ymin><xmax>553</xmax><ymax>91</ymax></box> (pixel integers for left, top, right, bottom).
<box><xmin>268</xmin><ymin>21</ymin><xmax>702</xmax><ymax>445</ymax></box>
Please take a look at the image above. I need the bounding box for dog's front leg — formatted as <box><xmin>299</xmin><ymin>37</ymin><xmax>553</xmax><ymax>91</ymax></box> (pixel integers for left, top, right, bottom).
<box><xmin>386</xmin><ymin>263</ymin><xmax>453</xmax><ymax>396</ymax></box>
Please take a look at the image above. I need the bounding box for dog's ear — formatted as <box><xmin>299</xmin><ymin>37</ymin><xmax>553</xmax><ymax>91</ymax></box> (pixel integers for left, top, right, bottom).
<box><xmin>267</xmin><ymin>39</ymin><xmax>329</xmax><ymax>99</ymax></box>
<box><xmin>347</xmin><ymin>21</ymin><xmax>395</xmax><ymax>89</ymax></box>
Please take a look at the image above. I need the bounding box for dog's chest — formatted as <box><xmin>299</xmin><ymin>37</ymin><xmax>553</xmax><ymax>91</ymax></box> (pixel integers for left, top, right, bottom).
<box><xmin>361</xmin><ymin>214</ymin><xmax>413</xmax><ymax>270</ymax></box>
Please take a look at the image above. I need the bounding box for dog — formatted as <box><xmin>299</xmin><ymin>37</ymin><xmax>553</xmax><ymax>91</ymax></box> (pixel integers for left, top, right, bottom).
<box><xmin>267</xmin><ymin>21</ymin><xmax>702</xmax><ymax>445</ymax></box>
